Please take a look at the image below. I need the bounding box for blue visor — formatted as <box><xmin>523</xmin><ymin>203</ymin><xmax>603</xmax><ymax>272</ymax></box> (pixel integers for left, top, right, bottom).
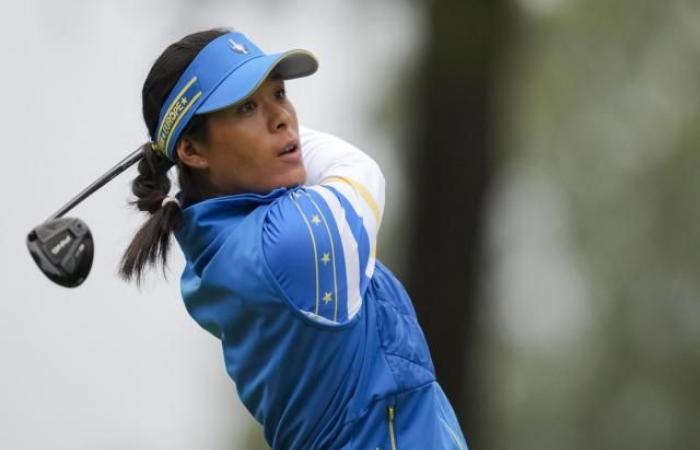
<box><xmin>152</xmin><ymin>31</ymin><xmax>318</xmax><ymax>160</ymax></box>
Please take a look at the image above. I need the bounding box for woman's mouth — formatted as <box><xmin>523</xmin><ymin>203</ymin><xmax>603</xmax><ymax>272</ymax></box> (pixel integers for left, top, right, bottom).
<box><xmin>278</xmin><ymin>140</ymin><xmax>301</xmax><ymax>163</ymax></box>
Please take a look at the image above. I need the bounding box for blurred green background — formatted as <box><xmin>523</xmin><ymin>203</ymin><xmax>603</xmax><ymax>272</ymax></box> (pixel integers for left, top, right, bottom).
<box><xmin>401</xmin><ymin>0</ymin><xmax>700</xmax><ymax>449</ymax></box>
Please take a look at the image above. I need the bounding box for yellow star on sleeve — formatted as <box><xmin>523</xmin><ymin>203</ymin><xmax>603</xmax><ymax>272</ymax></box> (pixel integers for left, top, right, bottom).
<box><xmin>322</xmin><ymin>292</ymin><xmax>333</xmax><ymax>304</ymax></box>
<box><xmin>311</xmin><ymin>214</ymin><xmax>321</xmax><ymax>225</ymax></box>
<box><xmin>321</xmin><ymin>252</ymin><xmax>331</xmax><ymax>265</ymax></box>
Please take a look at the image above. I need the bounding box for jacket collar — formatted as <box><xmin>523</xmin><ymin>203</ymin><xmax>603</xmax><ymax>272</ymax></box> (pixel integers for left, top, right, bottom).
<box><xmin>175</xmin><ymin>187</ymin><xmax>289</xmax><ymax>264</ymax></box>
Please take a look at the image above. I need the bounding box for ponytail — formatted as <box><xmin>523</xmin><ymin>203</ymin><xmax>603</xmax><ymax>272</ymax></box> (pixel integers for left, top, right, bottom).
<box><xmin>119</xmin><ymin>144</ymin><xmax>182</xmax><ymax>283</ymax></box>
<box><xmin>120</xmin><ymin>28</ymin><xmax>228</xmax><ymax>284</ymax></box>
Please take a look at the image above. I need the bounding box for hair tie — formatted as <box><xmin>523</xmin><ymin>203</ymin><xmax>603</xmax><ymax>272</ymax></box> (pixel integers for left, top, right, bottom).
<box><xmin>161</xmin><ymin>196</ymin><xmax>181</xmax><ymax>209</ymax></box>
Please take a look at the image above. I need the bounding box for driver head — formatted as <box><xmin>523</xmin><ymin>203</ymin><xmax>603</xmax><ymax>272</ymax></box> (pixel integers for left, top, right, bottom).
<box><xmin>26</xmin><ymin>217</ymin><xmax>94</xmax><ymax>288</ymax></box>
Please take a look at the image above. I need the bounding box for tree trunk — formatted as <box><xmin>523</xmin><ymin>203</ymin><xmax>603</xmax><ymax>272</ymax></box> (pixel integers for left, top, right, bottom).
<box><xmin>407</xmin><ymin>0</ymin><xmax>509</xmax><ymax>442</ymax></box>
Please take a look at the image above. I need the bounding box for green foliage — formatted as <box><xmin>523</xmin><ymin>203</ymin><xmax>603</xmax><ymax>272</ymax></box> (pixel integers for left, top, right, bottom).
<box><xmin>482</xmin><ymin>0</ymin><xmax>700</xmax><ymax>449</ymax></box>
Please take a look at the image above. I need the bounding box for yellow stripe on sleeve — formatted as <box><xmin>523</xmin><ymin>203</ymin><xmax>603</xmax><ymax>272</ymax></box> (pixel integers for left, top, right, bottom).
<box><xmin>321</xmin><ymin>176</ymin><xmax>381</xmax><ymax>223</ymax></box>
<box><xmin>289</xmin><ymin>195</ymin><xmax>321</xmax><ymax>314</ymax></box>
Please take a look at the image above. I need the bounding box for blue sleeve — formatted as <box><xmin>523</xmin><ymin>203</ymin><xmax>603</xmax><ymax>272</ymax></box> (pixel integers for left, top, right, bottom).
<box><xmin>262</xmin><ymin>187</ymin><xmax>372</xmax><ymax>325</ymax></box>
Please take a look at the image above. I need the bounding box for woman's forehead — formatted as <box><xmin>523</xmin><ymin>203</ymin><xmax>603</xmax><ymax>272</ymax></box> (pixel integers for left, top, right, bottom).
<box><xmin>252</xmin><ymin>75</ymin><xmax>285</xmax><ymax>94</ymax></box>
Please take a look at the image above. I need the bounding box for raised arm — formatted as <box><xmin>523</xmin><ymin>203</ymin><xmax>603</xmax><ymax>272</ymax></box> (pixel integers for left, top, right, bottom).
<box><xmin>262</xmin><ymin>127</ymin><xmax>385</xmax><ymax>325</ymax></box>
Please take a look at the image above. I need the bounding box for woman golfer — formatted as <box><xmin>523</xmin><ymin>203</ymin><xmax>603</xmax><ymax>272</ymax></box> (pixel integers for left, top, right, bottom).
<box><xmin>121</xmin><ymin>28</ymin><xmax>468</xmax><ymax>450</ymax></box>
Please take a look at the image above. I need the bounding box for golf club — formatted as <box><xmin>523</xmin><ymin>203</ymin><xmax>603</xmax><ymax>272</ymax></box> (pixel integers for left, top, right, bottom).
<box><xmin>26</xmin><ymin>146</ymin><xmax>145</xmax><ymax>287</ymax></box>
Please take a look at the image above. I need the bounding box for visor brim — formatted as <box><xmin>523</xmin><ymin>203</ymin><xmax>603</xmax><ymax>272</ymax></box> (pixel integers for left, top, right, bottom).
<box><xmin>196</xmin><ymin>50</ymin><xmax>318</xmax><ymax>114</ymax></box>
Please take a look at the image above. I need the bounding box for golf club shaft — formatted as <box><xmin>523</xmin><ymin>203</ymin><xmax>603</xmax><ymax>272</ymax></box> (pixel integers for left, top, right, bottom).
<box><xmin>48</xmin><ymin>146</ymin><xmax>144</xmax><ymax>221</ymax></box>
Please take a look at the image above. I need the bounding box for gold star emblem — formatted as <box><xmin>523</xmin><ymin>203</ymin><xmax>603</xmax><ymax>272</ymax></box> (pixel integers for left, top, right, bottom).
<box><xmin>322</xmin><ymin>292</ymin><xmax>333</xmax><ymax>304</ymax></box>
<box><xmin>311</xmin><ymin>214</ymin><xmax>321</xmax><ymax>225</ymax></box>
<box><xmin>321</xmin><ymin>252</ymin><xmax>331</xmax><ymax>265</ymax></box>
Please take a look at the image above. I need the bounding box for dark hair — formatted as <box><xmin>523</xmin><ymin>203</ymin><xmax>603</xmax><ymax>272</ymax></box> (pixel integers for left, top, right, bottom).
<box><xmin>120</xmin><ymin>28</ymin><xmax>229</xmax><ymax>283</ymax></box>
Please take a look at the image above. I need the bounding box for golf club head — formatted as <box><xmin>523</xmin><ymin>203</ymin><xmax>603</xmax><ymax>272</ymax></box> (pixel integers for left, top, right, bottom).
<box><xmin>26</xmin><ymin>217</ymin><xmax>94</xmax><ymax>288</ymax></box>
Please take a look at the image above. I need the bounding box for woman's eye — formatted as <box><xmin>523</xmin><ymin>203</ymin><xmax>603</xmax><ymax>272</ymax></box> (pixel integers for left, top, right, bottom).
<box><xmin>238</xmin><ymin>101</ymin><xmax>256</xmax><ymax>114</ymax></box>
<box><xmin>275</xmin><ymin>88</ymin><xmax>287</xmax><ymax>100</ymax></box>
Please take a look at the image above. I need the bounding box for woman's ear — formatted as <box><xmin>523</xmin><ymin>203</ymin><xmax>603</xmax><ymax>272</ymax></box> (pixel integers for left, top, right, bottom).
<box><xmin>176</xmin><ymin>137</ymin><xmax>209</xmax><ymax>169</ymax></box>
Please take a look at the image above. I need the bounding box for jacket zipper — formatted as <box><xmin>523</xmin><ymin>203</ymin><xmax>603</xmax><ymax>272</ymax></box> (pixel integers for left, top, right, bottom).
<box><xmin>387</xmin><ymin>406</ymin><xmax>398</xmax><ymax>450</ymax></box>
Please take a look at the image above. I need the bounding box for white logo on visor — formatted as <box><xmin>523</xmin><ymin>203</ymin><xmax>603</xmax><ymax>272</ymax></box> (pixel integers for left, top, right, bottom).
<box><xmin>228</xmin><ymin>39</ymin><xmax>249</xmax><ymax>54</ymax></box>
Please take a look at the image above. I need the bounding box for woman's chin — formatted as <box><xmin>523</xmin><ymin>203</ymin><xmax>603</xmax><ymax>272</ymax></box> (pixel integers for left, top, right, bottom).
<box><xmin>276</xmin><ymin>166</ymin><xmax>306</xmax><ymax>189</ymax></box>
<box><xmin>240</xmin><ymin>167</ymin><xmax>306</xmax><ymax>194</ymax></box>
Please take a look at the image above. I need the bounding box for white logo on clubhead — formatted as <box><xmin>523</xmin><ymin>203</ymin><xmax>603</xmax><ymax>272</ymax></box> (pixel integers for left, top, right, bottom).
<box><xmin>51</xmin><ymin>234</ymin><xmax>72</xmax><ymax>255</ymax></box>
<box><xmin>228</xmin><ymin>39</ymin><xmax>248</xmax><ymax>55</ymax></box>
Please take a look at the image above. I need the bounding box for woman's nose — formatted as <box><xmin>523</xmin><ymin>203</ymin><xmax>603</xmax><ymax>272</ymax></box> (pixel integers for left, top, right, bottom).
<box><xmin>269</xmin><ymin>103</ymin><xmax>292</xmax><ymax>132</ymax></box>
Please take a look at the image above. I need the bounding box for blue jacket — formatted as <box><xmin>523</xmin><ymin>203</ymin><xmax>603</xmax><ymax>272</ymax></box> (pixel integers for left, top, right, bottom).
<box><xmin>175</xmin><ymin>185</ymin><xmax>468</xmax><ymax>450</ymax></box>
